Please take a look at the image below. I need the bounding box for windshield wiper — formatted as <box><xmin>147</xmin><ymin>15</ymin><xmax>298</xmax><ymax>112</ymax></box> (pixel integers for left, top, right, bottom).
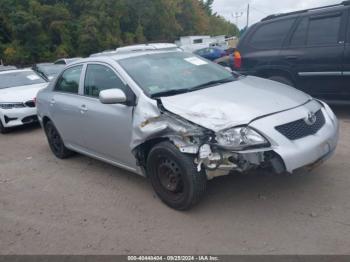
<box><xmin>150</xmin><ymin>88</ymin><xmax>191</xmax><ymax>98</ymax></box>
<box><xmin>190</xmin><ymin>77</ymin><xmax>235</xmax><ymax>91</ymax></box>
<box><xmin>150</xmin><ymin>77</ymin><xmax>235</xmax><ymax>98</ymax></box>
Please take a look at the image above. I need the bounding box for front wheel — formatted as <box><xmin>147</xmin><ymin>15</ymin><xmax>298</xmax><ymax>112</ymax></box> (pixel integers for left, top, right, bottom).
<box><xmin>44</xmin><ymin>121</ymin><xmax>74</xmax><ymax>159</ymax></box>
<box><xmin>147</xmin><ymin>141</ymin><xmax>207</xmax><ymax>210</ymax></box>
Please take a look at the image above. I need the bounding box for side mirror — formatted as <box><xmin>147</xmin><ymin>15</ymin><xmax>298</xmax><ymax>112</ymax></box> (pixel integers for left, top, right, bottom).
<box><xmin>99</xmin><ymin>89</ymin><xmax>127</xmax><ymax>104</ymax></box>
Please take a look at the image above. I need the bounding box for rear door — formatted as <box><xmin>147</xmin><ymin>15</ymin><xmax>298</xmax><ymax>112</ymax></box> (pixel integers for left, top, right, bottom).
<box><xmin>282</xmin><ymin>10</ymin><xmax>347</xmax><ymax>100</ymax></box>
<box><xmin>49</xmin><ymin>65</ymin><xmax>85</xmax><ymax>147</ymax></box>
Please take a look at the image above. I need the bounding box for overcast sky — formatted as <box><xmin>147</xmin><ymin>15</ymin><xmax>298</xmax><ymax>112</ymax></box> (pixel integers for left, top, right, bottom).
<box><xmin>212</xmin><ymin>0</ymin><xmax>341</xmax><ymax>28</ymax></box>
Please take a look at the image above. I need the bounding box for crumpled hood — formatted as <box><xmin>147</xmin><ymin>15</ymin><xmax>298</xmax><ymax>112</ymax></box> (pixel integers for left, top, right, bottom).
<box><xmin>0</xmin><ymin>83</ymin><xmax>48</xmax><ymax>103</ymax></box>
<box><xmin>160</xmin><ymin>76</ymin><xmax>311</xmax><ymax>132</ymax></box>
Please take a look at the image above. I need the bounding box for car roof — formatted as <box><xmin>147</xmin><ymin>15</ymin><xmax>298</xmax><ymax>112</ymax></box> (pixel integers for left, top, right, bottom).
<box><xmin>115</xmin><ymin>43</ymin><xmax>178</xmax><ymax>53</ymax></box>
<box><xmin>261</xmin><ymin>1</ymin><xmax>349</xmax><ymax>22</ymax></box>
<box><xmin>90</xmin><ymin>43</ymin><xmax>180</xmax><ymax>58</ymax></box>
<box><xmin>71</xmin><ymin>49</ymin><xmax>184</xmax><ymax>66</ymax></box>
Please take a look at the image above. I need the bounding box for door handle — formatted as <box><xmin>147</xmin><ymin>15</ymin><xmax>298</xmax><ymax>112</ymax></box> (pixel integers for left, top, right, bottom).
<box><xmin>50</xmin><ymin>99</ymin><xmax>56</xmax><ymax>106</ymax></box>
<box><xmin>80</xmin><ymin>104</ymin><xmax>88</xmax><ymax>114</ymax></box>
<box><xmin>285</xmin><ymin>56</ymin><xmax>298</xmax><ymax>60</ymax></box>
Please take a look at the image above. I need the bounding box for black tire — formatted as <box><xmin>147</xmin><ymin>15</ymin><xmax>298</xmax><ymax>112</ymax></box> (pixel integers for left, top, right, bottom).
<box><xmin>269</xmin><ymin>75</ymin><xmax>294</xmax><ymax>87</ymax></box>
<box><xmin>0</xmin><ymin>120</ymin><xmax>9</xmax><ymax>134</ymax></box>
<box><xmin>44</xmin><ymin>121</ymin><xmax>74</xmax><ymax>159</ymax></box>
<box><xmin>147</xmin><ymin>141</ymin><xmax>207</xmax><ymax>210</ymax></box>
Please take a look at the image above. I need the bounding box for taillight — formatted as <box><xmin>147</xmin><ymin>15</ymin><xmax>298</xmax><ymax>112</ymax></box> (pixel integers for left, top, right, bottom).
<box><xmin>234</xmin><ymin>51</ymin><xmax>242</xmax><ymax>69</ymax></box>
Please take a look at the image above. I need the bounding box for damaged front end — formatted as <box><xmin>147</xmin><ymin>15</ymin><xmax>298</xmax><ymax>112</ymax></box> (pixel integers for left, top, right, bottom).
<box><xmin>131</xmin><ymin>98</ymin><xmax>284</xmax><ymax>179</ymax></box>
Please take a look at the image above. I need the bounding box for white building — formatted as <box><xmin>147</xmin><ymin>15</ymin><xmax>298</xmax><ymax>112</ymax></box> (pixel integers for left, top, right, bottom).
<box><xmin>175</xmin><ymin>35</ymin><xmax>227</xmax><ymax>52</ymax></box>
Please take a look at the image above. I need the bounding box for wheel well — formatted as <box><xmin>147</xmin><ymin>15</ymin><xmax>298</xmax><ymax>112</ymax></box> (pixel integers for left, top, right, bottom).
<box><xmin>133</xmin><ymin>137</ymin><xmax>170</xmax><ymax>171</ymax></box>
<box><xmin>42</xmin><ymin>116</ymin><xmax>51</xmax><ymax>127</ymax></box>
<box><xmin>257</xmin><ymin>69</ymin><xmax>295</xmax><ymax>84</ymax></box>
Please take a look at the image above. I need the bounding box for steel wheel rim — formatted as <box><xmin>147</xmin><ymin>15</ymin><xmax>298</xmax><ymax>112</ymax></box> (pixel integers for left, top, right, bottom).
<box><xmin>47</xmin><ymin>125</ymin><xmax>62</xmax><ymax>153</ymax></box>
<box><xmin>157</xmin><ymin>157</ymin><xmax>184</xmax><ymax>196</ymax></box>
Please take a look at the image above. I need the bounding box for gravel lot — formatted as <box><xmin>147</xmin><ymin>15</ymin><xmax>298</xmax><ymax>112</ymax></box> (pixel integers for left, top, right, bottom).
<box><xmin>0</xmin><ymin>106</ymin><xmax>349</xmax><ymax>255</ymax></box>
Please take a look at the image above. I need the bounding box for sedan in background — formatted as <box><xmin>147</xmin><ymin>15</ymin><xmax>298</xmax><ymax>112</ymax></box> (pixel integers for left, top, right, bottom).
<box><xmin>194</xmin><ymin>47</ymin><xmax>226</xmax><ymax>61</ymax></box>
<box><xmin>33</xmin><ymin>63</ymin><xmax>65</xmax><ymax>81</ymax></box>
<box><xmin>0</xmin><ymin>69</ymin><xmax>48</xmax><ymax>133</ymax></box>
<box><xmin>54</xmin><ymin>58</ymin><xmax>82</xmax><ymax>65</ymax></box>
<box><xmin>214</xmin><ymin>48</ymin><xmax>236</xmax><ymax>68</ymax></box>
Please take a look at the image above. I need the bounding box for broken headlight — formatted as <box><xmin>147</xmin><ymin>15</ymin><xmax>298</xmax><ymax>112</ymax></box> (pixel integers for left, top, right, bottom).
<box><xmin>0</xmin><ymin>103</ymin><xmax>25</xmax><ymax>110</ymax></box>
<box><xmin>215</xmin><ymin>127</ymin><xmax>269</xmax><ymax>150</ymax></box>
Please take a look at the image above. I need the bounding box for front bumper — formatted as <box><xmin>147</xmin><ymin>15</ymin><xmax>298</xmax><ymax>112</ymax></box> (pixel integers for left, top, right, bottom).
<box><xmin>0</xmin><ymin>107</ymin><xmax>38</xmax><ymax>128</ymax></box>
<box><xmin>204</xmin><ymin>100</ymin><xmax>339</xmax><ymax>178</ymax></box>
<box><xmin>249</xmin><ymin>101</ymin><xmax>339</xmax><ymax>173</ymax></box>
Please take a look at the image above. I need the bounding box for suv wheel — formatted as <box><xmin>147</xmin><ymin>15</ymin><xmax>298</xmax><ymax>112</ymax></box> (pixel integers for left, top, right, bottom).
<box><xmin>269</xmin><ymin>76</ymin><xmax>294</xmax><ymax>87</ymax></box>
<box><xmin>0</xmin><ymin>120</ymin><xmax>9</xmax><ymax>134</ymax></box>
<box><xmin>44</xmin><ymin>121</ymin><xmax>74</xmax><ymax>159</ymax></box>
<box><xmin>147</xmin><ymin>141</ymin><xmax>207</xmax><ymax>210</ymax></box>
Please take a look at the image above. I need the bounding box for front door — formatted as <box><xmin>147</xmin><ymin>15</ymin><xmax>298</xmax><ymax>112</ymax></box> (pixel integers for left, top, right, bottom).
<box><xmin>78</xmin><ymin>63</ymin><xmax>137</xmax><ymax>168</ymax></box>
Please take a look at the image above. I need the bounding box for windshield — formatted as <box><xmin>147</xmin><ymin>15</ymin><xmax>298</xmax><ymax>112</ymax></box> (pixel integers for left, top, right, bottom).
<box><xmin>0</xmin><ymin>71</ymin><xmax>46</xmax><ymax>89</ymax></box>
<box><xmin>118</xmin><ymin>52</ymin><xmax>236</xmax><ymax>97</ymax></box>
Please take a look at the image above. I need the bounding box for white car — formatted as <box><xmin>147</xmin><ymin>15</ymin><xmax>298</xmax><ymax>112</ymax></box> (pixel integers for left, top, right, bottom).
<box><xmin>0</xmin><ymin>69</ymin><xmax>48</xmax><ymax>133</ymax></box>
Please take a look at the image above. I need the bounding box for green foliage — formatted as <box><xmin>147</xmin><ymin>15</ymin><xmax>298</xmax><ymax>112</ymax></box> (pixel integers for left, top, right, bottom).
<box><xmin>0</xmin><ymin>0</ymin><xmax>239</xmax><ymax>65</ymax></box>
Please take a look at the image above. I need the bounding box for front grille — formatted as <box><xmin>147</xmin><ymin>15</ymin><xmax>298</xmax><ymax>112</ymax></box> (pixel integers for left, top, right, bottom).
<box><xmin>24</xmin><ymin>100</ymin><xmax>35</xmax><ymax>108</ymax></box>
<box><xmin>22</xmin><ymin>115</ymin><xmax>38</xmax><ymax>124</ymax></box>
<box><xmin>275</xmin><ymin>110</ymin><xmax>325</xmax><ymax>141</ymax></box>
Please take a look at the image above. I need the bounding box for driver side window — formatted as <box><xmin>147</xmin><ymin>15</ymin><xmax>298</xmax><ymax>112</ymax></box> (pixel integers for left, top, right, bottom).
<box><xmin>84</xmin><ymin>64</ymin><xmax>126</xmax><ymax>97</ymax></box>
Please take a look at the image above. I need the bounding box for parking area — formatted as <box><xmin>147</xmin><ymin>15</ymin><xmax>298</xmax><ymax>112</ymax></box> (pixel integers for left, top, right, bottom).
<box><xmin>0</xmin><ymin>107</ymin><xmax>349</xmax><ymax>255</ymax></box>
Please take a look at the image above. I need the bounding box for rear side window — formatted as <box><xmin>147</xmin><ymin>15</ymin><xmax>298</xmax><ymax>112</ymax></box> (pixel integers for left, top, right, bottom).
<box><xmin>249</xmin><ymin>19</ymin><xmax>296</xmax><ymax>49</ymax></box>
<box><xmin>307</xmin><ymin>15</ymin><xmax>341</xmax><ymax>45</ymax></box>
<box><xmin>84</xmin><ymin>64</ymin><xmax>125</xmax><ymax>97</ymax></box>
<box><xmin>55</xmin><ymin>65</ymin><xmax>82</xmax><ymax>94</ymax></box>
<box><xmin>290</xmin><ymin>18</ymin><xmax>308</xmax><ymax>46</ymax></box>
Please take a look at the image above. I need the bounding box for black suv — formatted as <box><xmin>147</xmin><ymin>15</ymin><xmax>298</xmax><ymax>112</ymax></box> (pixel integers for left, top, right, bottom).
<box><xmin>234</xmin><ymin>1</ymin><xmax>350</xmax><ymax>103</ymax></box>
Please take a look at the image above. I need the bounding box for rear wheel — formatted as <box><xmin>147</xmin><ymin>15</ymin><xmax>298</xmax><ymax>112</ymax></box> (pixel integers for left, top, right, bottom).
<box><xmin>44</xmin><ymin>121</ymin><xmax>74</xmax><ymax>159</ymax></box>
<box><xmin>147</xmin><ymin>141</ymin><xmax>207</xmax><ymax>210</ymax></box>
<box><xmin>0</xmin><ymin>120</ymin><xmax>9</xmax><ymax>134</ymax></box>
<box><xmin>269</xmin><ymin>75</ymin><xmax>294</xmax><ymax>87</ymax></box>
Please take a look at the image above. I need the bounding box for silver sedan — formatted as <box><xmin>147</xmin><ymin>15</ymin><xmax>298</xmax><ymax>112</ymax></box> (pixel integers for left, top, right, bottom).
<box><xmin>37</xmin><ymin>48</ymin><xmax>339</xmax><ymax>210</ymax></box>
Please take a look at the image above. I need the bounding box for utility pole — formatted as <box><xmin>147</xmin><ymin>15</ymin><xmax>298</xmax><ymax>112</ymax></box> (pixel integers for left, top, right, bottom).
<box><xmin>246</xmin><ymin>4</ymin><xmax>250</xmax><ymax>28</ymax></box>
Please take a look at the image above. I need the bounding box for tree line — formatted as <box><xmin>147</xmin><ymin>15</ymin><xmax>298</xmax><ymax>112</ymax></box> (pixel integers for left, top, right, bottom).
<box><xmin>0</xmin><ymin>0</ymin><xmax>238</xmax><ymax>65</ymax></box>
